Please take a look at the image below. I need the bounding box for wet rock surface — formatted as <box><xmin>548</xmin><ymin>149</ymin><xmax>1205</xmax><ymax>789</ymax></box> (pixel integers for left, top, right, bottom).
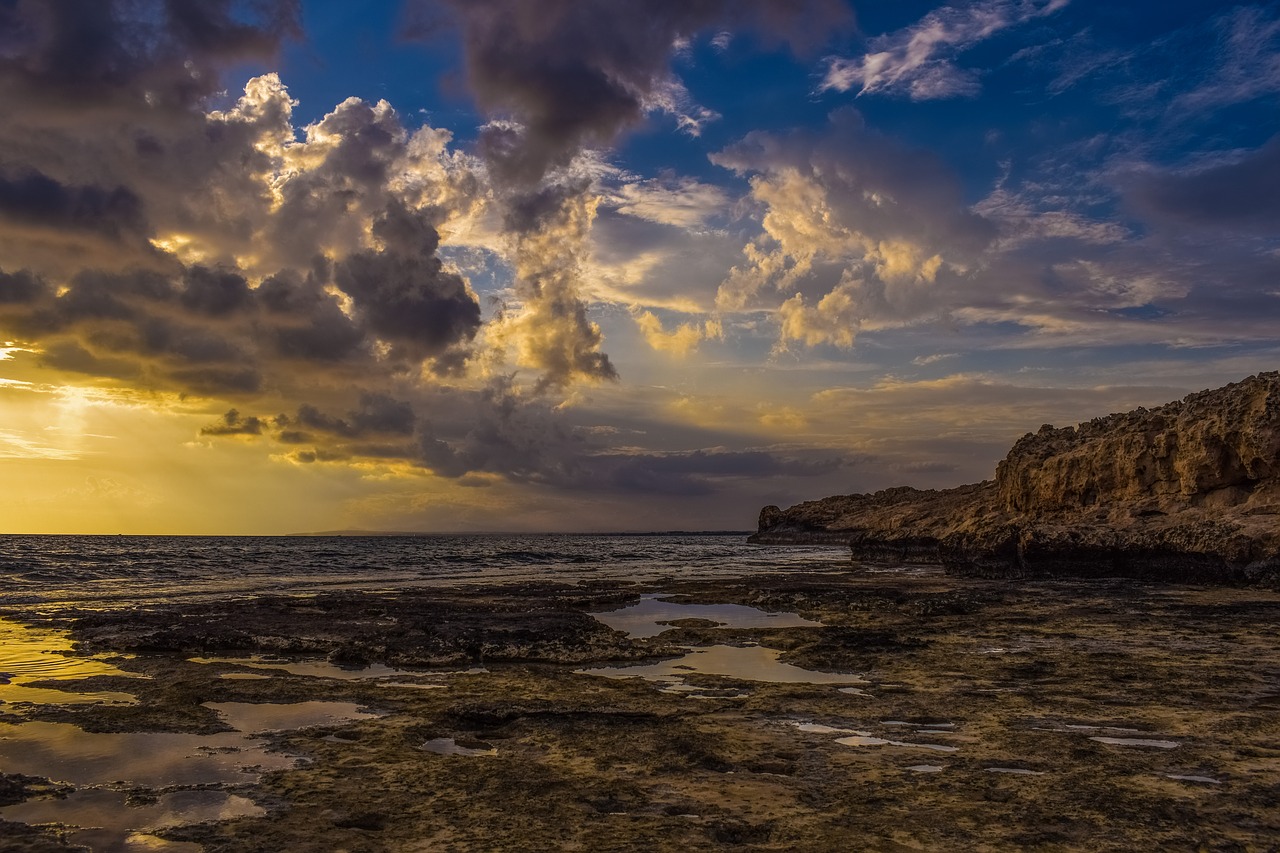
<box><xmin>752</xmin><ymin>372</ymin><xmax>1280</xmax><ymax>582</ymax></box>
<box><xmin>1</xmin><ymin>569</ymin><xmax>1279</xmax><ymax>851</ymax></box>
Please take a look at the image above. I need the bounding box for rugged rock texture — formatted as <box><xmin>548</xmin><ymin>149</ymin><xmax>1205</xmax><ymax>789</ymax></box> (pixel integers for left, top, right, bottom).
<box><xmin>752</xmin><ymin>372</ymin><xmax>1280</xmax><ymax>582</ymax></box>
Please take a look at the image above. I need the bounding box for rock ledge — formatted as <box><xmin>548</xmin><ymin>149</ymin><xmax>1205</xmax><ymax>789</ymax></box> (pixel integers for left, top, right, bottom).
<box><xmin>751</xmin><ymin>372</ymin><xmax>1280</xmax><ymax>582</ymax></box>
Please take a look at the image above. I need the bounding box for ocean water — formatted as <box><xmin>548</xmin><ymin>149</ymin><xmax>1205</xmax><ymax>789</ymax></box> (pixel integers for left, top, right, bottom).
<box><xmin>0</xmin><ymin>534</ymin><xmax>850</xmax><ymax>612</ymax></box>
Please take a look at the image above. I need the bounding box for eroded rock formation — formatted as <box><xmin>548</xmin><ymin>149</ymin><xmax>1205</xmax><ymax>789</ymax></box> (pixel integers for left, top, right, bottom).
<box><xmin>751</xmin><ymin>372</ymin><xmax>1280</xmax><ymax>582</ymax></box>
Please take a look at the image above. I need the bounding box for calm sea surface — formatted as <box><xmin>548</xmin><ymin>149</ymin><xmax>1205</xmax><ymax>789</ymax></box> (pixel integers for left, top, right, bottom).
<box><xmin>0</xmin><ymin>534</ymin><xmax>850</xmax><ymax>613</ymax></box>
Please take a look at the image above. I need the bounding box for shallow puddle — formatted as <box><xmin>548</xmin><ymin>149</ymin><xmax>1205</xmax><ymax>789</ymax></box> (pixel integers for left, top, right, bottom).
<box><xmin>207</xmin><ymin>700</ymin><xmax>380</xmax><ymax>734</ymax></box>
<box><xmin>835</xmin><ymin>734</ymin><xmax>958</xmax><ymax>752</ymax></box>
<box><xmin>0</xmin><ymin>720</ymin><xmax>299</xmax><ymax>787</ymax></box>
<box><xmin>190</xmin><ymin>655</ymin><xmax>428</xmax><ymax>681</ymax></box>
<box><xmin>421</xmin><ymin>737</ymin><xmax>497</xmax><ymax>757</ymax></box>
<box><xmin>1166</xmin><ymin>774</ymin><xmax>1220</xmax><ymax>784</ymax></box>
<box><xmin>795</xmin><ymin>723</ymin><xmax>859</xmax><ymax>734</ymax></box>
<box><xmin>788</xmin><ymin>720</ymin><xmax>960</xmax><ymax>753</ymax></box>
<box><xmin>591</xmin><ymin>595</ymin><xmax>820</xmax><ymax>639</ymax></box>
<box><xmin>907</xmin><ymin>765</ymin><xmax>944</xmax><ymax>773</ymax></box>
<box><xmin>0</xmin><ymin>617</ymin><xmax>143</xmax><ymax>706</ymax></box>
<box><xmin>1091</xmin><ymin>736</ymin><xmax>1179</xmax><ymax>749</ymax></box>
<box><xmin>986</xmin><ymin>767</ymin><xmax>1047</xmax><ymax>776</ymax></box>
<box><xmin>577</xmin><ymin>644</ymin><xmax>863</xmax><ymax>686</ymax></box>
<box><xmin>1</xmin><ymin>789</ymin><xmax>262</xmax><ymax>850</ymax></box>
<box><xmin>0</xmin><ymin>700</ymin><xmax>381</xmax><ymax>850</ymax></box>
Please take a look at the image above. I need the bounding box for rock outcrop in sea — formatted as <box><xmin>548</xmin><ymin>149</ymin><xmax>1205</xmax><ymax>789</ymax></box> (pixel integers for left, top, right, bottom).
<box><xmin>751</xmin><ymin>372</ymin><xmax>1280</xmax><ymax>582</ymax></box>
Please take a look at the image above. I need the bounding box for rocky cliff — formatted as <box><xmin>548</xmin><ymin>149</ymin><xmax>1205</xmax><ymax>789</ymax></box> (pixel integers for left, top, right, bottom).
<box><xmin>751</xmin><ymin>372</ymin><xmax>1280</xmax><ymax>582</ymax></box>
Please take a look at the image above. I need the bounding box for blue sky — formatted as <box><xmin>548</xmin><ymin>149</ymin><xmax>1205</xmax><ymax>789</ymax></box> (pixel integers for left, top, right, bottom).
<box><xmin>0</xmin><ymin>0</ymin><xmax>1277</xmax><ymax>532</ymax></box>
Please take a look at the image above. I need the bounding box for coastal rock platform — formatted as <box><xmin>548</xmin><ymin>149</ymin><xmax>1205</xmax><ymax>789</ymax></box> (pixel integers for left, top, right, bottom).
<box><xmin>3</xmin><ymin>570</ymin><xmax>1280</xmax><ymax>851</ymax></box>
<box><xmin>752</xmin><ymin>372</ymin><xmax>1280</xmax><ymax>582</ymax></box>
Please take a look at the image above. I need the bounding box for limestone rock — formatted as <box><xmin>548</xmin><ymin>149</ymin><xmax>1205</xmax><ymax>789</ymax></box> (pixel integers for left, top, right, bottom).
<box><xmin>751</xmin><ymin>372</ymin><xmax>1280</xmax><ymax>582</ymax></box>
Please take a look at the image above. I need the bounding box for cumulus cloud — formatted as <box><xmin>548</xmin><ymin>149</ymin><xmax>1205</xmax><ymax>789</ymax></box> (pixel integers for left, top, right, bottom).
<box><xmin>713</xmin><ymin>109</ymin><xmax>995</xmax><ymax>344</ymax></box>
<box><xmin>418</xmin><ymin>0</ymin><xmax>850</xmax><ymax>389</ymax></box>
<box><xmin>484</xmin><ymin>180</ymin><xmax>619</xmax><ymax>388</ymax></box>
<box><xmin>710</xmin><ymin>106</ymin><xmax>1280</xmax><ymax>354</ymax></box>
<box><xmin>822</xmin><ymin>0</ymin><xmax>1069</xmax><ymax>100</ymax></box>
<box><xmin>633</xmin><ymin>310</ymin><xmax>720</xmax><ymax>357</ymax></box>
<box><xmin>0</xmin><ymin>3</ymin><xmax>487</xmax><ymax>401</ymax></box>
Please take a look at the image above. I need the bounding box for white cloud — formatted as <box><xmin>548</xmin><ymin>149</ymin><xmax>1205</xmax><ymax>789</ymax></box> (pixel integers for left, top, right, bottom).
<box><xmin>609</xmin><ymin>178</ymin><xmax>730</xmax><ymax>228</ymax></box>
<box><xmin>1173</xmin><ymin>6</ymin><xmax>1280</xmax><ymax>114</ymax></box>
<box><xmin>822</xmin><ymin>0</ymin><xmax>1069</xmax><ymax>100</ymax></box>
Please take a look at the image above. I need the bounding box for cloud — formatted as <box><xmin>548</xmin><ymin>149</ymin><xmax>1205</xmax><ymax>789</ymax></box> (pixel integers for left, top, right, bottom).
<box><xmin>609</xmin><ymin>178</ymin><xmax>730</xmax><ymax>229</ymax></box>
<box><xmin>333</xmin><ymin>203</ymin><xmax>483</xmax><ymax>362</ymax></box>
<box><xmin>288</xmin><ymin>393</ymin><xmax>417</xmax><ymax>440</ymax></box>
<box><xmin>200</xmin><ymin>409</ymin><xmax>263</xmax><ymax>437</ymax></box>
<box><xmin>419</xmin><ymin>0</ymin><xmax>851</xmax><ymax>182</ymax></box>
<box><xmin>0</xmin><ymin>0</ymin><xmax>299</xmax><ymax>120</ymax></box>
<box><xmin>712</xmin><ymin>109</ymin><xmax>995</xmax><ymax>344</ymax></box>
<box><xmin>1128</xmin><ymin>135</ymin><xmax>1280</xmax><ymax>234</ymax></box>
<box><xmin>0</xmin><ymin>52</ymin><xmax>487</xmax><ymax>398</ymax></box>
<box><xmin>633</xmin><ymin>310</ymin><xmax>717</xmax><ymax>357</ymax></box>
<box><xmin>822</xmin><ymin>0</ymin><xmax>1069</xmax><ymax>100</ymax></box>
<box><xmin>415</xmin><ymin>0</ymin><xmax>850</xmax><ymax>390</ymax></box>
<box><xmin>710</xmin><ymin>106</ymin><xmax>1280</xmax><ymax>354</ymax></box>
<box><xmin>1172</xmin><ymin>6</ymin><xmax>1280</xmax><ymax>115</ymax></box>
<box><xmin>484</xmin><ymin>180</ymin><xmax>619</xmax><ymax>388</ymax></box>
<box><xmin>0</xmin><ymin>172</ymin><xmax>148</xmax><ymax>242</ymax></box>
<box><xmin>0</xmin><ymin>428</ymin><xmax>80</xmax><ymax>460</ymax></box>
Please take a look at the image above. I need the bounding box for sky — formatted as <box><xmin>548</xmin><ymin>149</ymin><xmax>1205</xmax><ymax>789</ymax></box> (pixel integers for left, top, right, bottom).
<box><xmin>1</xmin><ymin>0</ymin><xmax>1278</xmax><ymax>534</ymax></box>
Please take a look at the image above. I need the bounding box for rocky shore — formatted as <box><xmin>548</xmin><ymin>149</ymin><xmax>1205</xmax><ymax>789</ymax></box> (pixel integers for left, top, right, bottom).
<box><xmin>4</xmin><ymin>571</ymin><xmax>1280</xmax><ymax>851</ymax></box>
<box><xmin>752</xmin><ymin>372</ymin><xmax>1280</xmax><ymax>583</ymax></box>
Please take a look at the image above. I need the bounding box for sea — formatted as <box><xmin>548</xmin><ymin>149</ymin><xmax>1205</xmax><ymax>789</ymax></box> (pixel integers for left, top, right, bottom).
<box><xmin>0</xmin><ymin>534</ymin><xmax>851</xmax><ymax>614</ymax></box>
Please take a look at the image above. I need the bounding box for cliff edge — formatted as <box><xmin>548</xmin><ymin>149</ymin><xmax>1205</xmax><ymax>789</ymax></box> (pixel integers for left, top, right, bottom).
<box><xmin>751</xmin><ymin>372</ymin><xmax>1280</xmax><ymax>582</ymax></box>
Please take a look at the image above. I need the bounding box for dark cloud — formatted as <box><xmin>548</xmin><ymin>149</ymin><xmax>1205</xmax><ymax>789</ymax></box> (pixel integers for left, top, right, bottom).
<box><xmin>0</xmin><ymin>269</ymin><xmax>48</xmax><ymax>304</ymax></box>
<box><xmin>265</xmin><ymin>97</ymin><xmax>412</xmax><ymax>268</ymax></box>
<box><xmin>293</xmin><ymin>393</ymin><xmax>417</xmax><ymax>439</ymax></box>
<box><xmin>37</xmin><ymin>339</ymin><xmax>141</xmax><ymax>381</ymax></box>
<box><xmin>201</xmin><ymin>409</ymin><xmax>264</xmax><ymax>437</ymax></box>
<box><xmin>256</xmin><ymin>270</ymin><xmax>366</xmax><ymax>363</ymax></box>
<box><xmin>179</xmin><ymin>266</ymin><xmax>251</xmax><ymax>317</ymax></box>
<box><xmin>168</xmin><ymin>365</ymin><xmax>262</xmax><ymax>395</ymax></box>
<box><xmin>0</xmin><ymin>262</ymin><xmax>346</xmax><ymax>396</ymax></box>
<box><xmin>415</xmin><ymin>379</ymin><xmax>587</xmax><ymax>481</ymax></box>
<box><xmin>333</xmin><ymin>203</ymin><xmax>482</xmax><ymax>362</ymax></box>
<box><xmin>0</xmin><ymin>172</ymin><xmax>147</xmax><ymax>241</ymax></box>
<box><xmin>1129</xmin><ymin>135</ymin><xmax>1280</xmax><ymax>234</ymax></box>
<box><xmin>0</xmin><ymin>0</ymin><xmax>299</xmax><ymax>118</ymax></box>
<box><xmin>419</xmin><ymin>0</ymin><xmax>851</xmax><ymax>182</ymax></box>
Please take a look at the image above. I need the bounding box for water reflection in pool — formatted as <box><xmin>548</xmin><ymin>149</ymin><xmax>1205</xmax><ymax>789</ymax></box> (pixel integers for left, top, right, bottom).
<box><xmin>591</xmin><ymin>595</ymin><xmax>821</xmax><ymax>639</ymax></box>
<box><xmin>0</xmin><ymin>617</ymin><xmax>143</xmax><ymax>706</ymax></box>
<box><xmin>1</xmin><ymin>788</ymin><xmax>261</xmax><ymax>852</ymax></box>
<box><xmin>577</xmin><ymin>644</ymin><xmax>864</xmax><ymax>689</ymax></box>
<box><xmin>0</xmin><ymin>700</ymin><xmax>381</xmax><ymax>850</ymax></box>
<box><xmin>421</xmin><ymin>737</ymin><xmax>497</xmax><ymax>757</ymax></box>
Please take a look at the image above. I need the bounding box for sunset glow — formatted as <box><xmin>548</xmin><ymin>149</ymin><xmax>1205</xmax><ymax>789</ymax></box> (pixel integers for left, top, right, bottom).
<box><xmin>0</xmin><ymin>0</ymin><xmax>1274</xmax><ymax>533</ymax></box>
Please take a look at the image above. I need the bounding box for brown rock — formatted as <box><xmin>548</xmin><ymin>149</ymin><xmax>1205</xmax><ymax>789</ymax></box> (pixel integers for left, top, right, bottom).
<box><xmin>751</xmin><ymin>372</ymin><xmax>1280</xmax><ymax>582</ymax></box>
